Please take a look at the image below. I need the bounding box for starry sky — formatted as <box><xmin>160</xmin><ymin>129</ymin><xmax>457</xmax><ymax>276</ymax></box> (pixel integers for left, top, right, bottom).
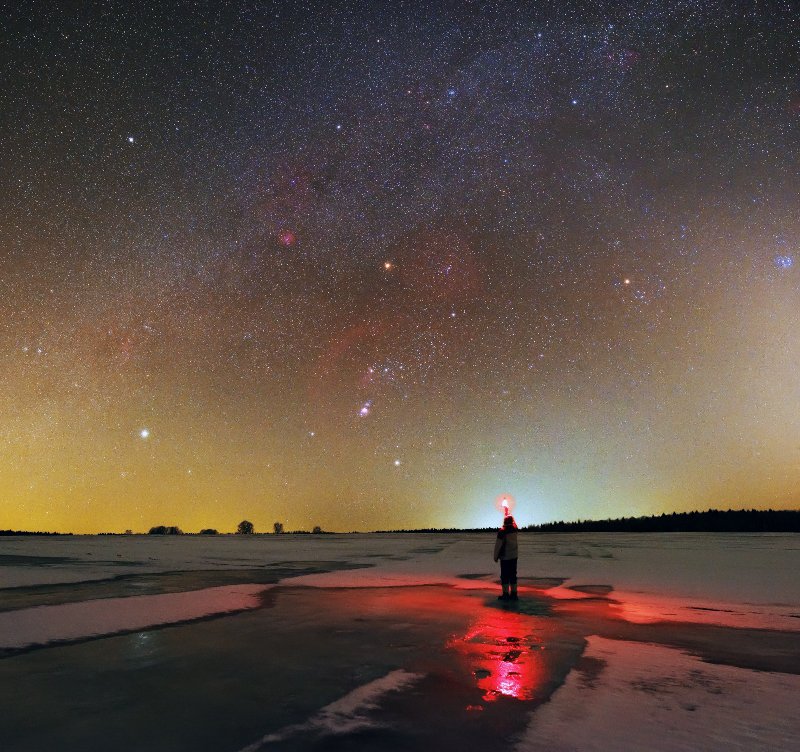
<box><xmin>2</xmin><ymin>1</ymin><xmax>799</xmax><ymax>534</ymax></box>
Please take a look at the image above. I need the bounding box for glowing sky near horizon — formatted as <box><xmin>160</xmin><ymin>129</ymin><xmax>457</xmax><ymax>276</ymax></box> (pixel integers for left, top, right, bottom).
<box><xmin>2</xmin><ymin>1</ymin><xmax>800</xmax><ymax>533</ymax></box>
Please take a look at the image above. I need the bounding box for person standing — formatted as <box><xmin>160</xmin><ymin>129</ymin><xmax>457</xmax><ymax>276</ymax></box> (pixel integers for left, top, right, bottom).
<box><xmin>493</xmin><ymin>515</ymin><xmax>519</xmax><ymax>600</ymax></box>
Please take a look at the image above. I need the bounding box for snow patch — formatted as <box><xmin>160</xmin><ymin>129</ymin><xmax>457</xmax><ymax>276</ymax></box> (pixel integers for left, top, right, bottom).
<box><xmin>0</xmin><ymin>584</ymin><xmax>267</xmax><ymax>649</ymax></box>
<box><xmin>239</xmin><ymin>669</ymin><xmax>422</xmax><ymax>750</ymax></box>
<box><xmin>516</xmin><ymin>636</ymin><xmax>800</xmax><ymax>752</ymax></box>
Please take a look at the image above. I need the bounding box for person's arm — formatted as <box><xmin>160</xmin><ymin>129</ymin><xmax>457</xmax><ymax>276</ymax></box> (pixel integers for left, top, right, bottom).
<box><xmin>493</xmin><ymin>532</ymin><xmax>504</xmax><ymax>562</ymax></box>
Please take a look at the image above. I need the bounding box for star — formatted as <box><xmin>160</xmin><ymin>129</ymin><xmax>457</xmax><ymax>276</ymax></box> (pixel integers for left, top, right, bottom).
<box><xmin>139</xmin><ymin>428</ymin><xmax>150</xmax><ymax>439</ymax></box>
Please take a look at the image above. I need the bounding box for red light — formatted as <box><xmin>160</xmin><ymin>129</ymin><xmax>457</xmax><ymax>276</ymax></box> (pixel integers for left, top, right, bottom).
<box><xmin>495</xmin><ymin>493</ymin><xmax>516</xmax><ymax>516</ymax></box>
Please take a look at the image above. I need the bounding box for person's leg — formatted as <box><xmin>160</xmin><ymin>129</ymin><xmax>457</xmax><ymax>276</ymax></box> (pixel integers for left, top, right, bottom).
<box><xmin>499</xmin><ymin>560</ymin><xmax>510</xmax><ymax>599</ymax></box>
<box><xmin>509</xmin><ymin>558</ymin><xmax>518</xmax><ymax>600</ymax></box>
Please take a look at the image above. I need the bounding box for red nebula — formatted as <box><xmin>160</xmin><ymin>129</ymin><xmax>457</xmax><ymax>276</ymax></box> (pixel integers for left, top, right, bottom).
<box><xmin>604</xmin><ymin>47</ymin><xmax>642</xmax><ymax>69</ymax></box>
<box><xmin>277</xmin><ymin>229</ymin><xmax>296</xmax><ymax>247</ymax></box>
<box><xmin>307</xmin><ymin>225</ymin><xmax>486</xmax><ymax>406</ymax></box>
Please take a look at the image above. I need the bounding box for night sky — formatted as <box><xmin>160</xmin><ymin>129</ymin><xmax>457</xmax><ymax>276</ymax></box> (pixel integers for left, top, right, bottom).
<box><xmin>2</xmin><ymin>1</ymin><xmax>799</xmax><ymax>534</ymax></box>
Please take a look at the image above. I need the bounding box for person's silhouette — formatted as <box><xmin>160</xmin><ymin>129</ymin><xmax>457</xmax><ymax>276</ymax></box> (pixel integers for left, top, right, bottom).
<box><xmin>493</xmin><ymin>515</ymin><xmax>519</xmax><ymax>600</ymax></box>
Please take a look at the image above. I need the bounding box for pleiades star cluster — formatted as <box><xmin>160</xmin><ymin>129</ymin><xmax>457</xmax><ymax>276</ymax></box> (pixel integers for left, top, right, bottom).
<box><xmin>1</xmin><ymin>1</ymin><xmax>798</xmax><ymax>532</ymax></box>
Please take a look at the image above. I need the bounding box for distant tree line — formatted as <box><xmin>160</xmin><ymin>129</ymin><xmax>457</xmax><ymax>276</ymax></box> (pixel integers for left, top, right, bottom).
<box><xmin>525</xmin><ymin>509</ymin><xmax>800</xmax><ymax>533</ymax></box>
<box><xmin>12</xmin><ymin>509</ymin><xmax>796</xmax><ymax>537</ymax></box>
<box><xmin>0</xmin><ymin>530</ymin><xmax>72</xmax><ymax>536</ymax></box>
<box><xmin>372</xmin><ymin>509</ymin><xmax>800</xmax><ymax>534</ymax></box>
<box><xmin>234</xmin><ymin>521</ymin><xmax>326</xmax><ymax>534</ymax></box>
<box><xmin>0</xmin><ymin>525</ymin><xmax>331</xmax><ymax>536</ymax></box>
<box><xmin>141</xmin><ymin>521</ymin><xmax>327</xmax><ymax>535</ymax></box>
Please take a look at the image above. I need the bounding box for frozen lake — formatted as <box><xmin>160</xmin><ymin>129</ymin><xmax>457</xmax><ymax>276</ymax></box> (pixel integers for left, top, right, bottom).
<box><xmin>1</xmin><ymin>532</ymin><xmax>798</xmax><ymax>751</ymax></box>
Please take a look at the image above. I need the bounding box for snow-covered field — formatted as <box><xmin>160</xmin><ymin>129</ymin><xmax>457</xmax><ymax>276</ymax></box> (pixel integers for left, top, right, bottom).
<box><xmin>1</xmin><ymin>533</ymin><xmax>798</xmax><ymax>751</ymax></box>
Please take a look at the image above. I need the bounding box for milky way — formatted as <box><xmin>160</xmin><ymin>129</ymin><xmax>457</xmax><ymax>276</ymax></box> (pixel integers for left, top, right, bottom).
<box><xmin>2</xmin><ymin>1</ymin><xmax>799</xmax><ymax>532</ymax></box>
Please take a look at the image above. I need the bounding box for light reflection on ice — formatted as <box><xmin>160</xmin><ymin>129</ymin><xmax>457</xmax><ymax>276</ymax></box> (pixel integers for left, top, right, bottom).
<box><xmin>449</xmin><ymin>608</ymin><xmax>545</xmax><ymax>702</ymax></box>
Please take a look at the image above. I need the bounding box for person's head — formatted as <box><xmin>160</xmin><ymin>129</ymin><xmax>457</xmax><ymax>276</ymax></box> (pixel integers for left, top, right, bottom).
<box><xmin>503</xmin><ymin>515</ymin><xmax>517</xmax><ymax>530</ymax></box>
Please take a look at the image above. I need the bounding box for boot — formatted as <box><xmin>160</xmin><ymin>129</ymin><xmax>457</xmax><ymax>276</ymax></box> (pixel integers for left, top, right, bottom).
<box><xmin>498</xmin><ymin>583</ymin><xmax>510</xmax><ymax>601</ymax></box>
<box><xmin>510</xmin><ymin>584</ymin><xmax>518</xmax><ymax>601</ymax></box>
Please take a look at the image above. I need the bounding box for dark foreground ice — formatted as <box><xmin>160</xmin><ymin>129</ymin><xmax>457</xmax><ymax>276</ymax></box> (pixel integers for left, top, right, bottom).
<box><xmin>1</xmin><ymin>583</ymin><xmax>579</xmax><ymax>751</ymax></box>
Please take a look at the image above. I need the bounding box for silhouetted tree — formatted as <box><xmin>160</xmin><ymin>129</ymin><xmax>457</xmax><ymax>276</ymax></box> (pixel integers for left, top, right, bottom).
<box><xmin>199</xmin><ymin>528</ymin><xmax>218</xmax><ymax>535</ymax></box>
<box><xmin>148</xmin><ymin>526</ymin><xmax>183</xmax><ymax>535</ymax></box>
<box><xmin>312</xmin><ymin>525</ymin><xmax>322</xmax><ymax>534</ymax></box>
<box><xmin>237</xmin><ymin>520</ymin><xmax>254</xmax><ymax>535</ymax></box>
<box><xmin>273</xmin><ymin>521</ymin><xmax>284</xmax><ymax>534</ymax></box>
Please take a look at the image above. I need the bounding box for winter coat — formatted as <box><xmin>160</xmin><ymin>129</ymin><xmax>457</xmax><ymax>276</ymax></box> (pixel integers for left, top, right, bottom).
<box><xmin>494</xmin><ymin>528</ymin><xmax>518</xmax><ymax>562</ymax></box>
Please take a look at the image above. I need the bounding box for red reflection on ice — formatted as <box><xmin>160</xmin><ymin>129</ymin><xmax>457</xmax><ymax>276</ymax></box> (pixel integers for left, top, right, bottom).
<box><xmin>313</xmin><ymin>584</ymin><xmax>550</xmax><ymax>703</ymax></box>
<box><xmin>448</xmin><ymin>608</ymin><xmax>545</xmax><ymax>702</ymax></box>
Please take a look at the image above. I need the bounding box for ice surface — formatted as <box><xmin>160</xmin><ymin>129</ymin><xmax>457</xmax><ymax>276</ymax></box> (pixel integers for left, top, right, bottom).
<box><xmin>1</xmin><ymin>533</ymin><xmax>799</xmax><ymax>646</ymax></box>
<box><xmin>1</xmin><ymin>532</ymin><xmax>798</xmax><ymax>751</ymax></box>
<box><xmin>516</xmin><ymin>635</ymin><xmax>800</xmax><ymax>751</ymax></box>
<box><xmin>2</xmin><ymin>531</ymin><xmax>797</xmax><ymax>605</ymax></box>
<box><xmin>0</xmin><ymin>533</ymin><xmax>430</xmax><ymax>588</ymax></box>
<box><xmin>239</xmin><ymin>669</ymin><xmax>423</xmax><ymax>749</ymax></box>
<box><xmin>0</xmin><ymin>584</ymin><xmax>266</xmax><ymax>650</ymax></box>
<box><xmin>284</xmin><ymin>533</ymin><xmax>800</xmax><ymax>631</ymax></box>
